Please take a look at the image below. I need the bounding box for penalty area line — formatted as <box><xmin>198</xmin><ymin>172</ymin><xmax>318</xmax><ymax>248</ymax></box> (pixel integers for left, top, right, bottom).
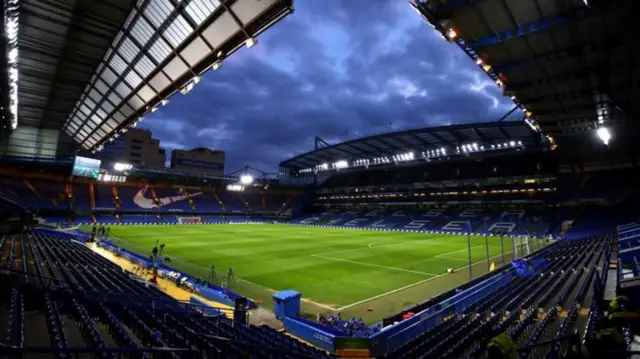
<box><xmin>311</xmin><ymin>254</ymin><xmax>438</xmax><ymax>277</ymax></box>
<box><xmin>335</xmin><ymin>251</ymin><xmax>514</xmax><ymax>311</ymax></box>
<box><xmin>434</xmin><ymin>245</ymin><xmax>485</xmax><ymax>259</ymax></box>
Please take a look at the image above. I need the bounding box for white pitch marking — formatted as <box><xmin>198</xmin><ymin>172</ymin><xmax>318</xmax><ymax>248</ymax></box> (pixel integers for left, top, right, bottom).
<box><xmin>435</xmin><ymin>245</ymin><xmax>485</xmax><ymax>259</ymax></box>
<box><xmin>335</xmin><ymin>252</ymin><xmax>515</xmax><ymax>311</ymax></box>
<box><xmin>368</xmin><ymin>242</ymin><xmax>378</xmax><ymax>248</ymax></box>
<box><xmin>235</xmin><ymin>277</ymin><xmax>337</xmax><ymax>311</ymax></box>
<box><xmin>312</xmin><ymin>236</ymin><xmax>451</xmax><ymax>257</ymax></box>
<box><xmin>311</xmin><ymin>254</ymin><xmax>438</xmax><ymax>276</ymax></box>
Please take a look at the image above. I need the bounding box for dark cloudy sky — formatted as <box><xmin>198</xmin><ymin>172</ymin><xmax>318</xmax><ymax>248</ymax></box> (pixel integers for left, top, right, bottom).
<box><xmin>141</xmin><ymin>0</ymin><xmax>516</xmax><ymax>173</ymax></box>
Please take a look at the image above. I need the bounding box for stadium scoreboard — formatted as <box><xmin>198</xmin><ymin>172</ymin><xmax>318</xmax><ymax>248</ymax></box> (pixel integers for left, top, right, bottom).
<box><xmin>71</xmin><ymin>156</ymin><xmax>102</xmax><ymax>179</ymax></box>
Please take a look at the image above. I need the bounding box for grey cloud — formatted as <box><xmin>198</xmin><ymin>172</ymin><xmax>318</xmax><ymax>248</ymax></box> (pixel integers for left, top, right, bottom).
<box><xmin>141</xmin><ymin>0</ymin><xmax>516</xmax><ymax>173</ymax></box>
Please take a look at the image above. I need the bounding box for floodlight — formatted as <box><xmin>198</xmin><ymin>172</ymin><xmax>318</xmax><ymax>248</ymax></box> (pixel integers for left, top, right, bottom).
<box><xmin>240</xmin><ymin>175</ymin><xmax>254</xmax><ymax>185</ymax></box>
<box><xmin>491</xmin><ymin>144</ymin><xmax>495</xmax><ymax>149</ymax></box>
<box><xmin>510</xmin><ymin>141</ymin><xmax>515</xmax><ymax>147</ymax></box>
<box><xmin>212</xmin><ymin>61</ymin><xmax>223</xmax><ymax>70</ymax></box>
<box><xmin>472</xmin><ymin>143</ymin><xmax>478</xmax><ymax>149</ymax></box>
<box><xmin>113</xmin><ymin>163</ymin><xmax>132</xmax><ymax>171</ymax></box>
<box><xmin>447</xmin><ymin>28</ymin><xmax>458</xmax><ymax>40</ymax></box>
<box><xmin>597</xmin><ymin>127</ymin><xmax>611</xmax><ymax>145</ymax></box>
<box><xmin>518</xmin><ymin>141</ymin><xmax>522</xmax><ymax>145</ymax></box>
<box><xmin>245</xmin><ymin>38</ymin><xmax>257</xmax><ymax>48</ymax></box>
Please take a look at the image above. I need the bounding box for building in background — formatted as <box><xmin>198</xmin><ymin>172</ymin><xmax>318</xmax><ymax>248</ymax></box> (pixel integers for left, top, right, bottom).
<box><xmin>98</xmin><ymin>128</ymin><xmax>165</xmax><ymax>169</ymax></box>
<box><xmin>170</xmin><ymin>147</ymin><xmax>225</xmax><ymax>176</ymax></box>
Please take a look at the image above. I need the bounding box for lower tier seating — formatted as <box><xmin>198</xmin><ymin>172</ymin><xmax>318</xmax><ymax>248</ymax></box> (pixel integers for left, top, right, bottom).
<box><xmin>0</xmin><ymin>231</ymin><xmax>333</xmax><ymax>359</ymax></box>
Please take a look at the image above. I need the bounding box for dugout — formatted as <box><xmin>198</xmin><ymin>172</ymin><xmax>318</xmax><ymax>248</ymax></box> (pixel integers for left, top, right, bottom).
<box><xmin>273</xmin><ymin>290</ymin><xmax>301</xmax><ymax>319</ymax></box>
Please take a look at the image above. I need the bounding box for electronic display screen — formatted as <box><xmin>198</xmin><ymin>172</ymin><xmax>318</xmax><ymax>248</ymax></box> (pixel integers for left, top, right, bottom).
<box><xmin>71</xmin><ymin>156</ymin><xmax>102</xmax><ymax>179</ymax></box>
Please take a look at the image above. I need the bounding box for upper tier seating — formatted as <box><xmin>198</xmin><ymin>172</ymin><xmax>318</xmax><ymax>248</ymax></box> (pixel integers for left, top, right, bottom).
<box><xmin>0</xmin><ymin>231</ymin><xmax>334</xmax><ymax>358</ymax></box>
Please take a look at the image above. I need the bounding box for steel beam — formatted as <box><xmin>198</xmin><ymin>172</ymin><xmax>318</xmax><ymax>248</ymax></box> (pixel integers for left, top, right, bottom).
<box><xmin>506</xmin><ymin>61</ymin><xmax>633</xmax><ymax>93</ymax></box>
<box><xmin>432</xmin><ymin>0</ymin><xmax>486</xmax><ymax>16</ymax></box>
<box><xmin>493</xmin><ymin>41</ymin><xmax>618</xmax><ymax>72</ymax></box>
<box><xmin>469</xmin><ymin>13</ymin><xmax>575</xmax><ymax>48</ymax></box>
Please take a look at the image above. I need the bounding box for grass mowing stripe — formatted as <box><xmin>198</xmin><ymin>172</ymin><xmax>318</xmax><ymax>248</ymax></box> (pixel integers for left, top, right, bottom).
<box><xmin>310</xmin><ymin>254</ymin><xmax>438</xmax><ymax>276</ymax></box>
<box><xmin>86</xmin><ymin>224</ymin><xmax>545</xmax><ymax>323</ymax></box>
<box><xmin>336</xmin><ymin>250</ymin><xmax>516</xmax><ymax>311</ymax></box>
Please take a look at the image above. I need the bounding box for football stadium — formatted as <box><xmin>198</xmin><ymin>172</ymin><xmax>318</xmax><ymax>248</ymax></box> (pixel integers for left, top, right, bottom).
<box><xmin>1</xmin><ymin>0</ymin><xmax>640</xmax><ymax>358</ymax></box>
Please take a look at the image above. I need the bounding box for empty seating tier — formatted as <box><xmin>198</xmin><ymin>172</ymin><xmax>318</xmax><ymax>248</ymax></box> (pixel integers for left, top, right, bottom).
<box><xmin>0</xmin><ymin>231</ymin><xmax>333</xmax><ymax>359</ymax></box>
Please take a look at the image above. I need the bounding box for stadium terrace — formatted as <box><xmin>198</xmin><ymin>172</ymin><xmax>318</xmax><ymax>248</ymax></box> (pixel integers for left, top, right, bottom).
<box><xmin>2</xmin><ymin>0</ymin><xmax>640</xmax><ymax>358</ymax></box>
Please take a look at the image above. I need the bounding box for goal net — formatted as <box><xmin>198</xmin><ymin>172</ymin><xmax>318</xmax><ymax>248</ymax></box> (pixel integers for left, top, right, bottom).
<box><xmin>177</xmin><ymin>216</ymin><xmax>203</xmax><ymax>224</ymax></box>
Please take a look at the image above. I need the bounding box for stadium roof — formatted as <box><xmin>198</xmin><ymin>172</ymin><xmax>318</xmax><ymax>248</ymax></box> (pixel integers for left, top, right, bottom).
<box><xmin>411</xmin><ymin>0</ymin><xmax>640</xmax><ymax>145</ymax></box>
<box><xmin>279</xmin><ymin>120</ymin><xmax>545</xmax><ymax>170</ymax></box>
<box><xmin>16</xmin><ymin>0</ymin><xmax>136</xmax><ymax>131</ymax></box>
<box><xmin>14</xmin><ymin>0</ymin><xmax>293</xmax><ymax>152</ymax></box>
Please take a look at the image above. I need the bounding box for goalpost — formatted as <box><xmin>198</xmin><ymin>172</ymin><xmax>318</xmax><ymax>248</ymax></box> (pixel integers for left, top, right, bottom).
<box><xmin>177</xmin><ymin>216</ymin><xmax>203</xmax><ymax>224</ymax></box>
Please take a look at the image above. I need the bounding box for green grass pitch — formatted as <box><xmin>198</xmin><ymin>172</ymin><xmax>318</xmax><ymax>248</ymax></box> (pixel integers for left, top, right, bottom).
<box><xmin>90</xmin><ymin>224</ymin><xmax>541</xmax><ymax>323</ymax></box>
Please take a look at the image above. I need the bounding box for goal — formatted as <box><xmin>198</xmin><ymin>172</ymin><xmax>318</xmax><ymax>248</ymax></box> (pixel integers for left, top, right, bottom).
<box><xmin>177</xmin><ymin>216</ymin><xmax>203</xmax><ymax>224</ymax></box>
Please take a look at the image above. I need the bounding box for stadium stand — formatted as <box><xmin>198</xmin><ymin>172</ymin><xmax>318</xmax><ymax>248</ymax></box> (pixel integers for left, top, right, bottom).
<box><xmin>619</xmin><ymin>223</ymin><xmax>640</xmax><ymax>283</ymax></box>
<box><xmin>378</xmin><ymin>233</ymin><xmax>611</xmax><ymax>358</ymax></box>
<box><xmin>293</xmin><ymin>208</ymin><xmax>559</xmax><ymax>238</ymax></box>
<box><xmin>0</xmin><ymin>229</ymin><xmax>334</xmax><ymax>358</ymax></box>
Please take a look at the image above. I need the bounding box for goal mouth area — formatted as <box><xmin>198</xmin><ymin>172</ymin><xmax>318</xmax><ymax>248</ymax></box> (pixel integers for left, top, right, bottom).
<box><xmin>177</xmin><ymin>216</ymin><xmax>204</xmax><ymax>224</ymax></box>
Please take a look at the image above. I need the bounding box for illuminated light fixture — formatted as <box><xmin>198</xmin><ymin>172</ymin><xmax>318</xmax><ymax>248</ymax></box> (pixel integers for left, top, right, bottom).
<box><xmin>596</xmin><ymin>127</ymin><xmax>611</xmax><ymax>146</ymax></box>
<box><xmin>491</xmin><ymin>144</ymin><xmax>495</xmax><ymax>149</ymax></box>
<box><xmin>113</xmin><ymin>163</ymin><xmax>133</xmax><ymax>171</ymax></box>
<box><xmin>180</xmin><ymin>76</ymin><xmax>200</xmax><ymax>95</ymax></box>
<box><xmin>227</xmin><ymin>184</ymin><xmax>244</xmax><ymax>192</ymax></box>
<box><xmin>245</xmin><ymin>38</ymin><xmax>257</xmax><ymax>48</ymax></box>
<box><xmin>447</xmin><ymin>28</ymin><xmax>458</xmax><ymax>40</ymax></box>
<box><xmin>5</xmin><ymin>1</ymin><xmax>19</xmax><ymax>130</ymax></box>
<box><xmin>475</xmin><ymin>58</ymin><xmax>484</xmax><ymax>65</ymax></box>
<box><xmin>333</xmin><ymin>160</ymin><xmax>348</xmax><ymax>169</ymax></box>
<box><xmin>150</xmin><ymin>106</ymin><xmax>158</xmax><ymax>113</ymax></box>
<box><xmin>240</xmin><ymin>175</ymin><xmax>254</xmax><ymax>185</ymax></box>
<box><xmin>510</xmin><ymin>141</ymin><xmax>516</xmax><ymax>147</ymax></box>
<box><xmin>495</xmin><ymin>79</ymin><xmax>503</xmax><ymax>87</ymax></box>
<box><xmin>524</xmin><ymin>118</ymin><xmax>538</xmax><ymax>132</ymax></box>
<box><xmin>161</xmin><ymin>99</ymin><xmax>169</xmax><ymax>106</ymax></box>
<box><xmin>582</xmin><ymin>0</ymin><xmax>589</xmax><ymax>6</ymax></box>
<box><xmin>518</xmin><ymin>141</ymin><xmax>523</xmax><ymax>145</ymax></box>
<box><xmin>212</xmin><ymin>61</ymin><xmax>223</xmax><ymax>70</ymax></box>
<box><xmin>510</xmin><ymin>95</ymin><xmax>517</xmax><ymax>101</ymax></box>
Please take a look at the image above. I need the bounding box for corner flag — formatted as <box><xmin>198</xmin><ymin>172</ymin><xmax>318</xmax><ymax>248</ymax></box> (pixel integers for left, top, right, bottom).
<box><xmin>489</xmin><ymin>262</ymin><xmax>496</xmax><ymax>272</ymax></box>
